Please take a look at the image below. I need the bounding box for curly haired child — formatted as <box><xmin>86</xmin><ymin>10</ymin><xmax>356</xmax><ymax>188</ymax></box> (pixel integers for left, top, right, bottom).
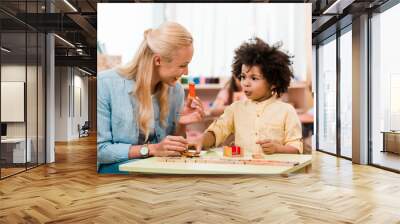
<box><xmin>198</xmin><ymin>37</ymin><xmax>303</xmax><ymax>156</ymax></box>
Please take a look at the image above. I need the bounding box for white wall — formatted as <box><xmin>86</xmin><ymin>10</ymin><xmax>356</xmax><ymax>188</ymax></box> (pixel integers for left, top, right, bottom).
<box><xmin>72</xmin><ymin>72</ymin><xmax>89</xmax><ymax>138</ymax></box>
<box><xmin>55</xmin><ymin>67</ymin><xmax>68</xmax><ymax>141</ymax></box>
<box><xmin>1</xmin><ymin>65</ymin><xmax>33</xmax><ymax>137</ymax></box>
<box><xmin>54</xmin><ymin>67</ymin><xmax>89</xmax><ymax>141</ymax></box>
<box><xmin>1</xmin><ymin>64</ymin><xmax>46</xmax><ymax>164</ymax></box>
<box><xmin>98</xmin><ymin>3</ymin><xmax>312</xmax><ymax>80</ymax></box>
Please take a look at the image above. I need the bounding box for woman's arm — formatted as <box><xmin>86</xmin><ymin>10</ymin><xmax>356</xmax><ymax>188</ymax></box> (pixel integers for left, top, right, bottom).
<box><xmin>172</xmin><ymin>84</ymin><xmax>202</xmax><ymax>137</ymax></box>
<box><xmin>128</xmin><ymin>135</ymin><xmax>188</xmax><ymax>157</ymax></box>
<box><xmin>174</xmin><ymin>123</ymin><xmax>187</xmax><ymax>137</ymax></box>
<box><xmin>97</xmin><ymin>77</ymin><xmax>133</xmax><ymax>164</ymax></box>
<box><xmin>128</xmin><ymin>144</ymin><xmax>152</xmax><ymax>158</ymax></box>
<box><xmin>174</xmin><ymin>97</ymin><xmax>204</xmax><ymax>136</ymax></box>
<box><xmin>126</xmin><ymin>143</ymin><xmax>165</xmax><ymax>158</ymax></box>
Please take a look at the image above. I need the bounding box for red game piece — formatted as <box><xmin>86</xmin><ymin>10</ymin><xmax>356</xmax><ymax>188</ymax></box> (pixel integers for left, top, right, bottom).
<box><xmin>188</xmin><ymin>83</ymin><xmax>196</xmax><ymax>98</ymax></box>
<box><xmin>232</xmin><ymin>146</ymin><xmax>237</xmax><ymax>155</ymax></box>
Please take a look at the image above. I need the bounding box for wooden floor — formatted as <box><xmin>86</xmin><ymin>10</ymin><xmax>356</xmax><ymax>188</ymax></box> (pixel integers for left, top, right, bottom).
<box><xmin>1</xmin><ymin>135</ymin><xmax>400</xmax><ymax>223</ymax></box>
<box><xmin>1</xmin><ymin>167</ymin><xmax>25</xmax><ymax>178</ymax></box>
<box><xmin>1</xmin><ymin>163</ymin><xmax>45</xmax><ymax>178</ymax></box>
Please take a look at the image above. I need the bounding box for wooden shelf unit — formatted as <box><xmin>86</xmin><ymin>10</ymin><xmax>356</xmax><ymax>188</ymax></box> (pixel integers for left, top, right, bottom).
<box><xmin>182</xmin><ymin>83</ymin><xmax>224</xmax><ymax>90</ymax></box>
<box><xmin>182</xmin><ymin>80</ymin><xmax>309</xmax><ymax>113</ymax></box>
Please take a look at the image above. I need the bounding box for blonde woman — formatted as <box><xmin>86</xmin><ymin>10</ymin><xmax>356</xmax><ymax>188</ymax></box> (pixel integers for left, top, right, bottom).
<box><xmin>97</xmin><ymin>22</ymin><xmax>205</xmax><ymax>173</ymax></box>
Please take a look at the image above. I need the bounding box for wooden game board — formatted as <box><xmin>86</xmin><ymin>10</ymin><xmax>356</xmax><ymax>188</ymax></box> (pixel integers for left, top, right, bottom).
<box><xmin>157</xmin><ymin>157</ymin><xmax>300</xmax><ymax>166</ymax></box>
<box><xmin>119</xmin><ymin>148</ymin><xmax>312</xmax><ymax>175</ymax></box>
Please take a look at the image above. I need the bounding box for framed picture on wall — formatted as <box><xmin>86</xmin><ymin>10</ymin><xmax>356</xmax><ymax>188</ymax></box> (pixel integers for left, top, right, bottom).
<box><xmin>1</xmin><ymin>81</ymin><xmax>25</xmax><ymax>122</ymax></box>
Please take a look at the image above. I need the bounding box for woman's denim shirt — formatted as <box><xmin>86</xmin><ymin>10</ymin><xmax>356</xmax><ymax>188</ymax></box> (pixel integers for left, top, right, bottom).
<box><xmin>97</xmin><ymin>69</ymin><xmax>184</xmax><ymax>167</ymax></box>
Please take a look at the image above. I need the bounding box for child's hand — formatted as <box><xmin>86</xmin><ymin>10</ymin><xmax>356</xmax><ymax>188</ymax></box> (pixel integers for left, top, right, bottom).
<box><xmin>187</xmin><ymin>138</ymin><xmax>203</xmax><ymax>154</ymax></box>
<box><xmin>188</xmin><ymin>142</ymin><xmax>202</xmax><ymax>154</ymax></box>
<box><xmin>256</xmin><ymin>139</ymin><xmax>281</xmax><ymax>154</ymax></box>
<box><xmin>186</xmin><ymin>131</ymin><xmax>204</xmax><ymax>154</ymax></box>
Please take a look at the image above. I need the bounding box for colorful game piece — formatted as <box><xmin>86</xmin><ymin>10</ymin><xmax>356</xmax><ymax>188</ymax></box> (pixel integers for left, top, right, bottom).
<box><xmin>231</xmin><ymin>146</ymin><xmax>241</xmax><ymax>155</ymax></box>
<box><xmin>223</xmin><ymin>145</ymin><xmax>243</xmax><ymax>157</ymax></box>
<box><xmin>223</xmin><ymin>146</ymin><xmax>232</xmax><ymax>157</ymax></box>
<box><xmin>181</xmin><ymin>150</ymin><xmax>200</xmax><ymax>158</ymax></box>
<box><xmin>188</xmin><ymin>82</ymin><xmax>196</xmax><ymax>98</ymax></box>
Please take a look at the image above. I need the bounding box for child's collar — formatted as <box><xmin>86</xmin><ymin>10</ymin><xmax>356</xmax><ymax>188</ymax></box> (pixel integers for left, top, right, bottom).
<box><xmin>251</xmin><ymin>94</ymin><xmax>277</xmax><ymax>105</ymax></box>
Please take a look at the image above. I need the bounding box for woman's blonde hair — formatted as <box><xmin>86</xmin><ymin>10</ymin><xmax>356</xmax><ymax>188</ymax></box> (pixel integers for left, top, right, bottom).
<box><xmin>118</xmin><ymin>22</ymin><xmax>193</xmax><ymax>139</ymax></box>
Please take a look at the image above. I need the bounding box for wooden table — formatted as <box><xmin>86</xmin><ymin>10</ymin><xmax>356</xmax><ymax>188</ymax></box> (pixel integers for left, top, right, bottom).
<box><xmin>120</xmin><ymin>148</ymin><xmax>312</xmax><ymax>175</ymax></box>
<box><xmin>381</xmin><ymin>131</ymin><xmax>400</xmax><ymax>154</ymax></box>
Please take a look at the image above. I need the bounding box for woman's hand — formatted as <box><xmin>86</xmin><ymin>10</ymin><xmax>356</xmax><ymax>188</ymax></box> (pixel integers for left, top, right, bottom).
<box><xmin>178</xmin><ymin>96</ymin><xmax>205</xmax><ymax>125</ymax></box>
<box><xmin>150</xmin><ymin>135</ymin><xmax>188</xmax><ymax>157</ymax></box>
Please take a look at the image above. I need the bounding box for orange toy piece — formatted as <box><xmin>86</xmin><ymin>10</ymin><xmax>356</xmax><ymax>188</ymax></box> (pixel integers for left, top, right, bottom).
<box><xmin>223</xmin><ymin>146</ymin><xmax>232</xmax><ymax>157</ymax></box>
<box><xmin>188</xmin><ymin>82</ymin><xmax>196</xmax><ymax>98</ymax></box>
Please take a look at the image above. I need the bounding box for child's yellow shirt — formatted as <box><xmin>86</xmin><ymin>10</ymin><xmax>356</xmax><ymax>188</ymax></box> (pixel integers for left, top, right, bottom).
<box><xmin>205</xmin><ymin>95</ymin><xmax>303</xmax><ymax>154</ymax></box>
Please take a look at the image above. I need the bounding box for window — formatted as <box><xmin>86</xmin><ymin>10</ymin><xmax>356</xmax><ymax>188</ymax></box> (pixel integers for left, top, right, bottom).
<box><xmin>317</xmin><ymin>36</ymin><xmax>337</xmax><ymax>154</ymax></box>
<box><xmin>339</xmin><ymin>28</ymin><xmax>352</xmax><ymax>158</ymax></box>
<box><xmin>166</xmin><ymin>3</ymin><xmax>310</xmax><ymax>80</ymax></box>
<box><xmin>97</xmin><ymin>4</ymin><xmax>155</xmax><ymax>65</ymax></box>
<box><xmin>0</xmin><ymin>1</ymin><xmax>46</xmax><ymax>179</ymax></box>
<box><xmin>370</xmin><ymin>2</ymin><xmax>400</xmax><ymax>171</ymax></box>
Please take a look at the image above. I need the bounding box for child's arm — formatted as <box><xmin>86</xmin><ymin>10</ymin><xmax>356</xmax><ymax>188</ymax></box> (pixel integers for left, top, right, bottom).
<box><xmin>195</xmin><ymin>103</ymin><xmax>235</xmax><ymax>152</ymax></box>
<box><xmin>256</xmin><ymin>105</ymin><xmax>303</xmax><ymax>154</ymax></box>
<box><xmin>256</xmin><ymin>140</ymin><xmax>300</xmax><ymax>154</ymax></box>
<box><xmin>192</xmin><ymin>131</ymin><xmax>216</xmax><ymax>153</ymax></box>
<box><xmin>201</xmin><ymin>131</ymin><xmax>216</xmax><ymax>150</ymax></box>
<box><xmin>283</xmin><ymin>105</ymin><xmax>303</xmax><ymax>153</ymax></box>
<box><xmin>277</xmin><ymin>145</ymin><xmax>300</xmax><ymax>153</ymax></box>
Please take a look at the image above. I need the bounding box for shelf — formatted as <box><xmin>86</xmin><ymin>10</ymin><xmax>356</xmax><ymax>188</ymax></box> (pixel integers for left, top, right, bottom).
<box><xmin>182</xmin><ymin>84</ymin><xmax>224</xmax><ymax>90</ymax></box>
<box><xmin>289</xmin><ymin>81</ymin><xmax>307</xmax><ymax>89</ymax></box>
<box><xmin>182</xmin><ymin>81</ymin><xmax>306</xmax><ymax>90</ymax></box>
